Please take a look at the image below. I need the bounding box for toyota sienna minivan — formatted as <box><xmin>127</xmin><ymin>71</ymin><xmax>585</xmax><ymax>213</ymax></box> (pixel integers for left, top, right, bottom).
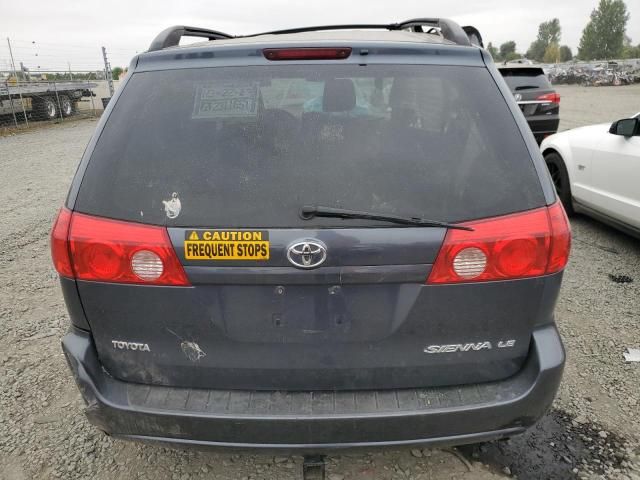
<box><xmin>52</xmin><ymin>18</ymin><xmax>570</xmax><ymax>450</ymax></box>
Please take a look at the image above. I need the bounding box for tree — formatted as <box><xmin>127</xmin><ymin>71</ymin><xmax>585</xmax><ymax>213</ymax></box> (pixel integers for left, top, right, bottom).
<box><xmin>621</xmin><ymin>43</ymin><xmax>640</xmax><ymax>58</ymax></box>
<box><xmin>526</xmin><ymin>40</ymin><xmax>546</xmax><ymax>62</ymax></box>
<box><xmin>538</xmin><ymin>19</ymin><xmax>562</xmax><ymax>46</ymax></box>
<box><xmin>621</xmin><ymin>35</ymin><xmax>640</xmax><ymax>59</ymax></box>
<box><xmin>559</xmin><ymin>45</ymin><xmax>573</xmax><ymax>62</ymax></box>
<box><xmin>486</xmin><ymin>42</ymin><xmax>500</xmax><ymax>61</ymax></box>
<box><xmin>526</xmin><ymin>18</ymin><xmax>562</xmax><ymax>62</ymax></box>
<box><xmin>111</xmin><ymin>66</ymin><xmax>124</xmax><ymax>80</ymax></box>
<box><xmin>499</xmin><ymin>41</ymin><xmax>517</xmax><ymax>59</ymax></box>
<box><xmin>504</xmin><ymin>52</ymin><xmax>523</xmax><ymax>62</ymax></box>
<box><xmin>543</xmin><ymin>43</ymin><xmax>560</xmax><ymax>63</ymax></box>
<box><xmin>498</xmin><ymin>41</ymin><xmax>521</xmax><ymax>62</ymax></box>
<box><xmin>578</xmin><ymin>0</ymin><xmax>629</xmax><ymax>60</ymax></box>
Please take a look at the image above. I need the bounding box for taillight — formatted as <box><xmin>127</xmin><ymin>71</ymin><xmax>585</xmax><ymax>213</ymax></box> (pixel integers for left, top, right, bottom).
<box><xmin>546</xmin><ymin>202</ymin><xmax>571</xmax><ymax>273</ymax></box>
<box><xmin>50</xmin><ymin>210</ymin><xmax>189</xmax><ymax>286</ymax></box>
<box><xmin>536</xmin><ymin>92</ymin><xmax>560</xmax><ymax>104</ymax></box>
<box><xmin>263</xmin><ymin>47</ymin><xmax>352</xmax><ymax>61</ymax></box>
<box><xmin>50</xmin><ymin>207</ymin><xmax>73</xmax><ymax>278</ymax></box>
<box><xmin>427</xmin><ymin>202</ymin><xmax>571</xmax><ymax>284</ymax></box>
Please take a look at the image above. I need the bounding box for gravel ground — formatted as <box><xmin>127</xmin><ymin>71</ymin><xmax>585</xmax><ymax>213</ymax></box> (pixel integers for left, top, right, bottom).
<box><xmin>556</xmin><ymin>84</ymin><xmax>640</xmax><ymax>131</ymax></box>
<box><xmin>1</xmin><ymin>85</ymin><xmax>639</xmax><ymax>480</ymax></box>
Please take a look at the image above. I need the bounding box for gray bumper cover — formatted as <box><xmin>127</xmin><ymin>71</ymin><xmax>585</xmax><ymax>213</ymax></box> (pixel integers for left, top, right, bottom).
<box><xmin>62</xmin><ymin>325</ymin><xmax>564</xmax><ymax>450</ymax></box>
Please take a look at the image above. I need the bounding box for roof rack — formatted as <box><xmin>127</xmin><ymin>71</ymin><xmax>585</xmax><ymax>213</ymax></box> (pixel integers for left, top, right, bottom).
<box><xmin>395</xmin><ymin>18</ymin><xmax>472</xmax><ymax>46</ymax></box>
<box><xmin>461</xmin><ymin>25</ymin><xmax>484</xmax><ymax>48</ymax></box>
<box><xmin>147</xmin><ymin>18</ymin><xmax>483</xmax><ymax>52</ymax></box>
<box><xmin>245</xmin><ymin>18</ymin><xmax>476</xmax><ymax>46</ymax></box>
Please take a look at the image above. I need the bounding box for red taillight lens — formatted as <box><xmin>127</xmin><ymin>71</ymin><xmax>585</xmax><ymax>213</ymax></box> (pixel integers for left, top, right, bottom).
<box><xmin>536</xmin><ymin>92</ymin><xmax>560</xmax><ymax>104</ymax></box>
<box><xmin>546</xmin><ymin>201</ymin><xmax>571</xmax><ymax>273</ymax></box>
<box><xmin>51</xmin><ymin>207</ymin><xmax>74</xmax><ymax>278</ymax></box>
<box><xmin>263</xmin><ymin>47</ymin><xmax>352</xmax><ymax>61</ymax></box>
<box><xmin>428</xmin><ymin>203</ymin><xmax>571</xmax><ymax>284</ymax></box>
<box><xmin>50</xmin><ymin>210</ymin><xmax>189</xmax><ymax>286</ymax></box>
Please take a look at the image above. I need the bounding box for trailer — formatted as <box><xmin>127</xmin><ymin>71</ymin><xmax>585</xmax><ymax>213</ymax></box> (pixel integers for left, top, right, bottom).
<box><xmin>0</xmin><ymin>80</ymin><xmax>97</xmax><ymax>121</ymax></box>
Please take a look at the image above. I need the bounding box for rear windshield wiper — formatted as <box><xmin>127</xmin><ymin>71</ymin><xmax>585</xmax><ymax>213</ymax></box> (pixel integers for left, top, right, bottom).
<box><xmin>300</xmin><ymin>205</ymin><xmax>474</xmax><ymax>231</ymax></box>
<box><xmin>514</xmin><ymin>85</ymin><xmax>539</xmax><ymax>91</ymax></box>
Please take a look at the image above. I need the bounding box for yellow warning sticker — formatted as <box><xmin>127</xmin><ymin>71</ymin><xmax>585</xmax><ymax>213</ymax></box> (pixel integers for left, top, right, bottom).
<box><xmin>184</xmin><ymin>230</ymin><xmax>269</xmax><ymax>260</ymax></box>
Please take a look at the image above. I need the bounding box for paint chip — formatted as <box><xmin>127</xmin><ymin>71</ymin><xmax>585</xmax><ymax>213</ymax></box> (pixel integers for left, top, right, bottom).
<box><xmin>162</xmin><ymin>192</ymin><xmax>181</xmax><ymax>219</ymax></box>
<box><xmin>181</xmin><ymin>341</ymin><xmax>206</xmax><ymax>362</ymax></box>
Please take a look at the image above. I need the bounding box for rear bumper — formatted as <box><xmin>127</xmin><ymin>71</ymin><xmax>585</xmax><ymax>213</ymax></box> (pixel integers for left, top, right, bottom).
<box><xmin>62</xmin><ymin>325</ymin><xmax>564</xmax><ymax>451</ymax></box>
<box><xmin>526</xmin><ymin>116</ymin><xmax>560</xmax><ymax>144</ymax></box>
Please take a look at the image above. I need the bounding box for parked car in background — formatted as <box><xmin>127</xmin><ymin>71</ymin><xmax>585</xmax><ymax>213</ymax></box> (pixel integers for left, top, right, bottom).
<box><xmin>0</xmin><ymin>80</ymin><xmax>96</xmax><ymax>121</ymax></box>
<box><xmin>504</xmin><ymin>58</ymin><xmax>534</xmax><ymax>65</ymax></box>
<box><xmin>52</xmin><ymin>19</ymin><xmax>570</xmax><ymax>452</ymax></box>
<box><xmin>499</xmin><ymin>65</ymin><xmax>560</xmax><ymax>144</ymax></box>
<box><xmin>541</xmin><ymin>113</ymin><xmax>640</xmax><ymax>238</ymax></box>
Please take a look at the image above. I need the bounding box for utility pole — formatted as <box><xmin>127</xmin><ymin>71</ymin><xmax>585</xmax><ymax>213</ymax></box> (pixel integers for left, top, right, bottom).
<box><xmin>6</xmin><ymin>38</ymin><xmax>19</xmax><ymax>81</ymax></box>
<box><xmin>6</xmin><ymin>37</ymin><xmax>28</xmax><ymax>126</ymax></box>
<box><xmin>68</xmin><ymin>62</ymin><xmax>73</xmax><ymax>81</ymax></box>
<box><xmin>101</xmin><ymin>46</ymin><xmax>115</xmax><ymax>96</ymax></box>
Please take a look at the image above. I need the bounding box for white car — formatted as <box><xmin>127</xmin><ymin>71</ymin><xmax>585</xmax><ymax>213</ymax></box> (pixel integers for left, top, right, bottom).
<box><xmin>541</xmin><ymin>113</ymin><xmax>640</xmax><ymax>237</ymax></box>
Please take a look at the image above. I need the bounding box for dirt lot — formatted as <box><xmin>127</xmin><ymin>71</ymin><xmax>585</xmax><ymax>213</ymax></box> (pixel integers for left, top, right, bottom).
<box><xmin>556</xmin><ymin>84</ymin><xmax>640</xmax><ymax>131</ymax></box>
<box><xmin>0</xmin><ymin>84</ymin><xmax>639</xmax><ymax>480</ymax></box>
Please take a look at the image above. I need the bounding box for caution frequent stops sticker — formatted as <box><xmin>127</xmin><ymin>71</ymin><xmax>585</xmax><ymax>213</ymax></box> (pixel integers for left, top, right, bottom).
<box><xmin>184</xmin><ymin>230</ymin><xmax>270</xmax><ymax>260</ymax></box>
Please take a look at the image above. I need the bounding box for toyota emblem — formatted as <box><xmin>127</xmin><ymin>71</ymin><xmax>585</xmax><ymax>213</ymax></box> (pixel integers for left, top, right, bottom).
<box><xmin>287</xmin><ymin>240</ymin><xmax>327</xmax><ymax>269</ymax></box>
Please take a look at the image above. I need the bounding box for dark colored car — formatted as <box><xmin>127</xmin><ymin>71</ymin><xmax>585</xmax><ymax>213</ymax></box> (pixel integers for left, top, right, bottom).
<box><xmin>499</xmin><ymin>65</ymin><xmax>560</xmax><ymax>144</ymax></box>
<box><xmin>52</xmin><ymin>19</ymin><xmax>570</xmax><ymax>452</ymax></box>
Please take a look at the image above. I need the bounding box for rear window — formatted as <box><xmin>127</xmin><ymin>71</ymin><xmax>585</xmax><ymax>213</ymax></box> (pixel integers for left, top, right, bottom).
<box><xmin>499</xmin><ymin>68</ymin><xmax>552</xmax><ymax>91</ymax></box>
<box><xmin>75</xmin><ymin>64</ymin><xmax>544</xmax><ymax>227</ymax></box>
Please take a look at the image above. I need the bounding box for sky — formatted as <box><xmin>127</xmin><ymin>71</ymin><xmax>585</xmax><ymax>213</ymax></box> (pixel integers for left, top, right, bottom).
<box><xmin>1</xmin><ymin>0</ymin><xmax>640</xmax><ymax>72</ymax></box>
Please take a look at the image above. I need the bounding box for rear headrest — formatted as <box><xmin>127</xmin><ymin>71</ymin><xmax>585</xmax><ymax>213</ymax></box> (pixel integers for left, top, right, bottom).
<box><xmin>323</xmin><ymin>78</ymin><xmax>356</xmax><ymax>112</ymax></box>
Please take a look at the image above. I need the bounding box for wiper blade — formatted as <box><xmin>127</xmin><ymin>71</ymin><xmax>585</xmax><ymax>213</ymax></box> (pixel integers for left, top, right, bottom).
<box><xmin>300</xmin><ymin>205</ymin><xmax>474</xmax><ymax>231</ymax></box>
<box><xmin>514</xmin><ymin>85</ymin><xmax>539</xmax><ymax>91</ymax></box>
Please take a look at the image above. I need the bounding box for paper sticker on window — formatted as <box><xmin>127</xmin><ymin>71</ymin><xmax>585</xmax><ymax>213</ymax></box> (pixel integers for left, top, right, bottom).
<box><xmin>193</xmin><ymin>82</ymin><xmax>259</xmax><ymax>119</ymax></box>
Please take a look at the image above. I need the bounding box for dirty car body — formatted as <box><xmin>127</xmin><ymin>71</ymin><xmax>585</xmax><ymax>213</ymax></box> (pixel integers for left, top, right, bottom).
<box><xmin>53</xmin><ymin>19</ymin><xmax>570</xmax><ymax>450</ymax></box>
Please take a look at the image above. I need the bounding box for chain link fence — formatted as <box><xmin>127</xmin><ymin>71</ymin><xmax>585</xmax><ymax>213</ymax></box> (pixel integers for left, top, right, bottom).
<box><xmin>0</xmin><ymin>36</ymin><xmax>132</xmax><ymax>132</ymax></box>
<box><xmin>0</xmin><ymin>71</ymin><xmax>121</xmax><ymax>130</ymax></box>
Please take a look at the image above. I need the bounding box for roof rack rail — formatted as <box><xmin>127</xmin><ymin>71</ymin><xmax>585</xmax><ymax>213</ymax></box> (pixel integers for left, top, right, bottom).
<box><xmin>395</xmin><ymin>18</ymin><xmax>471</xmax><ymax>46</ymax></box>
<box><xmin>247</xmin><ymin>18</ymin><xmax>474</xmax><ymax>47</ymax></box>
<box><xmin>147</xmin><ymin>18</ymin><xmax>483</xmax><ymax>52</ymax></box>
<box><xmin>462</xmin><ymin>25</ymin><xmax>484</xmax><ymax>48</ymax></box>
<box><xmin>148</xmin><ymin>26</ymin><xmax>234</xmax><ymax>52</ymax></box>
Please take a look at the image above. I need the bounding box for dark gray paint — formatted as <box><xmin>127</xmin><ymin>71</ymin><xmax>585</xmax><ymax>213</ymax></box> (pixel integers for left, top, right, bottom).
<box><xmin>57</xmin><ymin>34</ymin><xmax>567</xmax><ymax>447</ymax></box>
<box><xmin>77</xmin><ymin>272</ymin><xmax>560</xmax><ymax>390</ymax></box>
<box><xmin>59</xmin><ymin>277</ymin><xmax>90</xmax><ymax>330</ymax></box>
<box><xmin>169</xmin><ymin>227</ymin><xmax>446</xmax><ymax>267</ymax></box>
<box><xmin>184</xmin><ymin>264</ymin><xmax>430</xmax><ymax>285</ymax></box>
<box><xmin>61</xmin><ymin>324</ymin><xmax>564</xmax><ymax>449</ymax></box>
